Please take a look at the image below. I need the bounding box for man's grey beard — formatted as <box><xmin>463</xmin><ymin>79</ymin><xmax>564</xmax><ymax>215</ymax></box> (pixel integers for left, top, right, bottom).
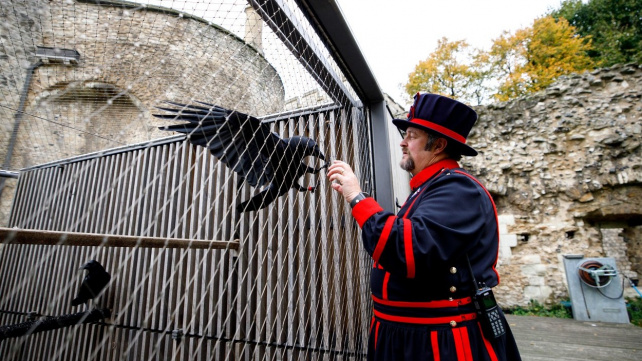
<box><xmin>400</xmin><ymin>156</ymin><xmax>415</xmax><ymax>172</ymax></box>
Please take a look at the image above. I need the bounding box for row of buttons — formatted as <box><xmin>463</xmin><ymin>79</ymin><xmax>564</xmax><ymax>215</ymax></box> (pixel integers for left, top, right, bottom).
<box><xmin>450</xmin><ymin>266</ymin><xmax>458</xmax><ymax>294</ymax></box>
<box><xmin>449</xmin><ymin>265</ymin><xmax>460</xmax><ymax>327</ymax></box>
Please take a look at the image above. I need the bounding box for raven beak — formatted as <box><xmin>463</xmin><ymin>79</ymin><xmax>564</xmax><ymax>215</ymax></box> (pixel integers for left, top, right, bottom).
<box><xmin>314</xmin><ymin>147</ymin><xmax>325</xmax><ymax>160</ymax></box>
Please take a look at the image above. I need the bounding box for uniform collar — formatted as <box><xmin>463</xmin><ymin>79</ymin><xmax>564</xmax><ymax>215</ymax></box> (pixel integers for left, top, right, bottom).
<box><xmin>409</xmin><ymin>159</ymin><xmax>460</xmax><ymax>190</ymax></box>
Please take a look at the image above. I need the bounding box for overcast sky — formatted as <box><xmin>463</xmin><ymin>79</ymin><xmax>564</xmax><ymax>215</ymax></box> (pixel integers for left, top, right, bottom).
<box><xmin>335</xmin><ymin>0</ymin><xmax>566</xmax><ymax>106</ymax></box>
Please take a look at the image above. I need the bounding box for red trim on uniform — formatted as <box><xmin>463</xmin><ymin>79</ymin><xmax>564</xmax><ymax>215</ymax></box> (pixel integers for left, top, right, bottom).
<box><xmin>373</xmin><ymin>309</ymin><xmax>476</xmax><ymax>325</ymax></box>
<box><xmin>479</xmin><ymin>323</ymin><xmax>499</xmax><ymax>361</ymax></box>
<box><xmin>382</xmin><ymin>272</ymin><xmax>391</xmax><ymax>300</ymax></box>
<box><xmin>372</xmin><ymin>295</ymin><xmax>472</xmax><ymax>308</ymax></box>
<box><xmin>403</xmin><ymin>218</ymin><xmax>415</xmax><ymax>278</ymax></box>
<box><xmin>461</xmin><ymin>326</ymin><xmax>474</xmax><ymax>361</ymax></box>
<box><xmin>452</xmin><ymin>328</ymin><xmax>466</xmax><ymax>361</ymax></box>
<box><xmin>375</xmin><ymin>321</ymin><xmax>381</xmax><ymax>351</ymax></box>
<box><xmin>401</xmin><ymin>187</ymin><xmax>428</xmax><ymax>218</ymax></box>
<box><xmin>408</xmin><ymin>118</ymin><xmax>467</xmax><ymax>144</ymax></box>
<box><xmin>454</xmin><ymin>170</ymin><xmax>501</xmax><ymax>283</ymax></box>
<box><xmin>351</xmin><ymin>198</ymin><xmax>383</xmax><ymax>228</ymax></box>
<box><xmin>372</xmin><ymin>216</ymin><xmax>396</xmax><ymax>263</ymax></box>
<box><xmin>409</xmin><ymin>159</ymin><xmax>460</xmax><ymax>189</ymax></box>
<box><xmin>370</xmin><ymin>316</ymin><xmax>375</xmax><ymax>333</ymax></box>
<box><xmin>431</xmin><ymin>331</ymin><xmax>440</xmax><ymax>361</ymax></box>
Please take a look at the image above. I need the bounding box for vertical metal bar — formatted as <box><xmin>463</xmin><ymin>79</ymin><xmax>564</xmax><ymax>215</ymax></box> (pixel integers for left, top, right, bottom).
<box><xmin>306</xmin><ymin>112</ymin><xmax>322</xmax><ymax>349</ymax></box>
<box><xmin>316</xmin><ymin>110</ymin><xmax>331</xmax><ymax>351</ymax></box>
<box><xmin>7</xmin><ymin>171</ymin><xmax>28</xmax><ymax>227</ymax></box>
<box><xmin>82</xmin><ymin>156</ymin><xmax>104</xmax><ymax>233</ymax></box>
<box><xmin>160</xmin><ymin>143</ymin><xmax>176</xmax><ymax>238</ymax></box>
<box><xmin>21</xmin><ymin>170</ymin><xmax>41</xmax><ymax>228</ymax></box>
<box><xmin>165</xmin><ymin>143</ymin><xmax>180</xmax><ymax>238</ymax></box>
<box><xmin>61</xmin><ymin>162</ymin><xmax>80</xmax><ymax>232</ymax></box>
<box><xmin>285</xmin><ymin>118</ymin><xmax>296</xmax><ymax>357</ymax></box>
<box><xmin>179</xmin><ymin>145</ymin><xmax>194</xmax><ymax>239</ymax></box>
<box><xmin>140</xmin><ymin>147</ymin><xmax>157</xmax><ymax>237</ymax></box>
<box><xmin>151</xmin><ymin>145</ymin><xmax>167</xmax><ymax>238</ymax></box>
<box><xmin>99</xmin><ymin>155</ymin><xmax>118</xmax><ymax>234</ymax></box>
<box><xmin>338</xmin><ymin>108</ymin><xmax>356</xmax><ymax>352</ymax></box>
<box><xmin>38</xmin><ymin>168</ymin><xmax>59</xmax><ymax>230</ymax></box>
<box><xmin>127</xmin><ymin>149</ymin><xmax>144</xmax><ymax>236</ymax></box>
<box><xmin>369</xmin><ymin>101</ymin><xmax>395</xmax><ymax>212</ymax></box>
<box><xmin>276</xmin><ymin>120</ymin><xmax>288</xmax><ymax>350</ymax></box>
<box><xmin>75</xmin><ymin>162</ymin><xmax>93</xmax><ymax>233</ymax></box>
<box><xmin>55</xmin><ymin>164</ymin><xmax>76</xmax><ymax>232</ymax></box>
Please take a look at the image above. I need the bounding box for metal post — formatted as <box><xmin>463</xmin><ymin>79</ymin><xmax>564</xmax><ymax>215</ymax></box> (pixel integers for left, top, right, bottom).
<box><xmin>369</xmin><ymin>101</ymin><xmax>395</xmax><ymax>212</ymax></box>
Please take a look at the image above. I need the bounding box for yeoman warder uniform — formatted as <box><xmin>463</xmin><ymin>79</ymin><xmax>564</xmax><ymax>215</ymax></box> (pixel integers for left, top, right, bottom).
<box><xmin>351</xmin><ymin>94</ymin><xmax>521</xmax><ymax>361</ymax></box>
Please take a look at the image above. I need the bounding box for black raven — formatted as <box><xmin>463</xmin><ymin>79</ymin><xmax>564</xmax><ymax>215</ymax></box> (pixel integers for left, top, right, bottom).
<box><xmin>71</xmin><ymin>260</ymin><xmax>110</xmax><ymax>308</ymax></box>
<box><xmin>154</xmin><ymin>101</ymin><xmax>327</xmax><ymax>212</ymax></box>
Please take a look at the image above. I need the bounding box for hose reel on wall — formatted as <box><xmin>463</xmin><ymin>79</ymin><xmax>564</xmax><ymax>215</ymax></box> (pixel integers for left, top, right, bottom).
<box><xmin>578</xmin><ymin>260</ymin><xmax>617</xmax><ymax>288</ymax></box>
<box><xmin>563</xmin><ymin>255</ymin><xmax>629</xmax><ymax>323</ymax></box>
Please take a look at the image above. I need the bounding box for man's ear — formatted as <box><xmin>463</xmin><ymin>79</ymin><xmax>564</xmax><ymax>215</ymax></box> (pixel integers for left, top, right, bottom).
<box><xmin>432</xmin><ymin>138</ymin><xmax>448</xmax><ymax>154</ymax></box>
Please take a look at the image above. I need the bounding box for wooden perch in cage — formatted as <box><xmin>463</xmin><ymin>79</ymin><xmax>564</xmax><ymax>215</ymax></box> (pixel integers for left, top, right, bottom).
<box><xmin>0</xmin><ymin>308</ymin><xmax>110</xmax><ymax>341</ymax></box>
<box><xmin>0</xmin><ymin>227</ymin><xmax>239</xmax><ymax>250</ymax></box>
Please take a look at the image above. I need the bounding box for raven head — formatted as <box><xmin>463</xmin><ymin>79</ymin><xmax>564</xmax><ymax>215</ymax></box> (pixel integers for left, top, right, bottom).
<box><xmin>81</xmin><ymin>260</ymin><xmax>106</xmax><ymax>272</ymax></box>
<box><xmin>287</xmin><ymin>136</ymin><xmax>325</xmax><ymax>160</ymax></box>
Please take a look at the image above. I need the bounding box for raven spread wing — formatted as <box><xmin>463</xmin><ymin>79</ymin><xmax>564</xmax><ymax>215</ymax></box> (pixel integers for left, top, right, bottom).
<box><xmin>154</xmin><ymin>101</ymin><xmax>283</xmax><ymax>188</ymax></box>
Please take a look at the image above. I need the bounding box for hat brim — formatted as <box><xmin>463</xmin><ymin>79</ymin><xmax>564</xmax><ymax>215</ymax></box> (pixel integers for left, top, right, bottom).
<box><xmin>393</xmin><ymin>118</ymin><xmax>478</xmax><ymax>156</ymax></box>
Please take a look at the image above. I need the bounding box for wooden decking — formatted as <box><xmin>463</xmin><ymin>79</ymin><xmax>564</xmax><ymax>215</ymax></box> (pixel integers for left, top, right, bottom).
<box><xmin>506</xmin><ymin>315</ymin><xmax>642</xmax><ymax>361</ymax></box>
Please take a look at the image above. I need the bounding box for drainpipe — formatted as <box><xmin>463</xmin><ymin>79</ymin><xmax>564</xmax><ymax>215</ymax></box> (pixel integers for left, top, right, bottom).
<box><xmin>0</xmin><ymin>60</ymin><xmax>43</xmax><ymax>197</ymax></box>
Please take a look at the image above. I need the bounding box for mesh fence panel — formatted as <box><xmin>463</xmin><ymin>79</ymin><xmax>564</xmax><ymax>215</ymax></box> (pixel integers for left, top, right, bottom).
<box><xmin>0</xmin><ymin>1</ymin><xmax>375</xmax><ymax>359</ymax></box>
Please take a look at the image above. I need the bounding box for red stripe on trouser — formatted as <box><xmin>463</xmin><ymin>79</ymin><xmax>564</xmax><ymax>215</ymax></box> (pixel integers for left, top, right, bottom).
<box><xmin>431</xmin><ymin>331</ymin><xmax>440</xmax><ymax>361</ymax></box>
<box><xmin>460</xmin><ymin>326</ymin><xmax>474</xmax><ymax>361</ymax></box>
<box><xmin>452</xmin><ymin>327</ymin><xmax>475</xmax><ymax>361</ymax></box>
<box><xmin>452</xmin><ymin>328</ymin><xmax>466</xmax><ymax>361</ymax></box>
<box><xmin>479</xmin><ymin>323</ymin><xmax>499</xmax><ymax>361</ymax></box>
<box><xmin>374</xmin><ymin>321</ymin><xmax>380</xmax><ymax>351</ymax></box>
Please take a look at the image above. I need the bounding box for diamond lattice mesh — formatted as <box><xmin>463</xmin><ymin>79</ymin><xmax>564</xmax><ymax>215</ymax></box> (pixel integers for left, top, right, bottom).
<box><xmin>0</xmin><ymin>1</ymin><xmax>374</xmax><ymax>360</ymax></box>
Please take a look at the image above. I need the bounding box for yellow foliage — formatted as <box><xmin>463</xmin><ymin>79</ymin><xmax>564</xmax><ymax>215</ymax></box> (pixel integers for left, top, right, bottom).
<box><xmin>492</xmin><ymin>16</ymin><xmax>595</xmax><ymax>101</ymax></box>
<box><xmin>406</xmin><ymin>38</ymin><xmax>485</xmax><ymax>104</ymax></box>
<box><xmin>404</xmin><ymin>16</ymin><xmax>597</xmax><ymax>104</ymax></box>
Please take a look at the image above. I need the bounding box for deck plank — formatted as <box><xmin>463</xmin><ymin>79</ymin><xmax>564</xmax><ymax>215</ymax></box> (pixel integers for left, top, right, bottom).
<box><xmin>507</xmin><ymin>315</ymin><xmax>642</xmax><ymax>361</ymax></box>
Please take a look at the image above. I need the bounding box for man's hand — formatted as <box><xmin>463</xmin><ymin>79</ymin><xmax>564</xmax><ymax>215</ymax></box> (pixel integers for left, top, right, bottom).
<box><xmin>327</xmin><ymin>160</ymin><xmax>362</xmax><ymax>204</ymax></box>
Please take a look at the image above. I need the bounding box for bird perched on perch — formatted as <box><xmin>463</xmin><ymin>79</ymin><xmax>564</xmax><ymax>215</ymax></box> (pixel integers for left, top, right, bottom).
<box><xmin>71</xmin><ymin>260</ymin><xmax>110</xmax><ymax>309</ymax></box>
<box><xmin>154</xmin><ymin>101</ymin><xmax>328</xmax><ymax>212</ymax></box>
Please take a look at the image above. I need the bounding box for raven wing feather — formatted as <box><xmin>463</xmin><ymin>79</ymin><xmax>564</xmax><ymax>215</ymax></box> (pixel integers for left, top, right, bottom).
<box><xmin>154</xmin><ymin>102</ymin><xmax>282</xmax><ymax>188</ymax></box>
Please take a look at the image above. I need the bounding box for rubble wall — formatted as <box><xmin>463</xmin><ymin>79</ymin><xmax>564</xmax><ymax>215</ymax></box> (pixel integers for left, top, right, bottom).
<box><xmin>465</xmin><ymin>64</ymin><xmax>642</xmax><ymax>306</ymax></box>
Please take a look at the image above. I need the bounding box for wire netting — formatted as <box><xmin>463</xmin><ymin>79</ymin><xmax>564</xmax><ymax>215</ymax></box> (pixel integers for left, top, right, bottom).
<box><xmin>0</xmin><ymin>0</ymin><xmax>375</xmax><ymax>359</ymax></box>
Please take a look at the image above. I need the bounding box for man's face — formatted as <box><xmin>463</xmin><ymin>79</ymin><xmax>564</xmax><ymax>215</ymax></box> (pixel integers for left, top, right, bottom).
<box><xmin>399</xmin><ymin>127</ymin><xmax>432</xmax><ymax>175</ymax></box>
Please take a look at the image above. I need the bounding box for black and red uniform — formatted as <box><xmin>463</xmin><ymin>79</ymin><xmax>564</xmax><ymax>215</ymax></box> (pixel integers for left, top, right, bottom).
<box><xmin>352</xmin><ymin>159</ymin><xmax>521</xmax><ymax>361</ymax></box>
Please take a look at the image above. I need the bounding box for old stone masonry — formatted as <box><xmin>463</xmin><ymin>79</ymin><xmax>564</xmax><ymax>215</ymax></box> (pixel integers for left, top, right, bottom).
<box><xmin>464</xmin><ymin>63</ymin><xmax>642</xmax><ymax>306</ymax></box>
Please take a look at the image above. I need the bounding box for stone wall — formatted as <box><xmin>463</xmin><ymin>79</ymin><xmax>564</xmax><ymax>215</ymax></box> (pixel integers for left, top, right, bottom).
<box><xmin>465</xmin><ymin>63</ymin><xmax>642</xmax><ymax>306</ymax></box>
<box><xmin>0</xmin><ymin>0</ymin><xmax>284</xmax><ymax>223</ymax></box>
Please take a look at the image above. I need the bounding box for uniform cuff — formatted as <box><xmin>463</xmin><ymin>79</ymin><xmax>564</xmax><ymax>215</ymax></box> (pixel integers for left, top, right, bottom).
<box><xmin>351</xmin><ymin>198</ymin><xmax>383</xmax><ymax>228</ymax></box>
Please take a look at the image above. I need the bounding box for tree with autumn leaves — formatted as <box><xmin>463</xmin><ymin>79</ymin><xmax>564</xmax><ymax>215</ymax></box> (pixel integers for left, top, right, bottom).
<box><xmin>406</xmin><ymin>16</ymin><xmax>596</xmax><ymax>104</ymax></box>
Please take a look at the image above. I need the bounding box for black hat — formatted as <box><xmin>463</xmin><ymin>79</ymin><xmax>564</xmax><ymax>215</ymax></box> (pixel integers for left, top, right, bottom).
<box><xmin>393</xmin><ymin>93</ymin><xmax>478</xmax><ymax>156</ymax></box>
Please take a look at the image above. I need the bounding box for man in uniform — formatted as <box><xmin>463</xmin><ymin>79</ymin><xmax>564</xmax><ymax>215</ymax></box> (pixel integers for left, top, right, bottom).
<box><xmin>327</xmin><ymin>93</ymin><xmax>521</xmax><ymax>360</ymax></box>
